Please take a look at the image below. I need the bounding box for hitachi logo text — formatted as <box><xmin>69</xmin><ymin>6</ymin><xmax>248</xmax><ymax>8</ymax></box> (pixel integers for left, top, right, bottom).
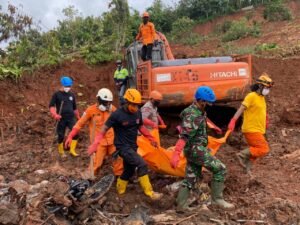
<box><xmin>210</xmin><ymin>71</ymin><xmax>238</xmax><ymax>79</ymax></box>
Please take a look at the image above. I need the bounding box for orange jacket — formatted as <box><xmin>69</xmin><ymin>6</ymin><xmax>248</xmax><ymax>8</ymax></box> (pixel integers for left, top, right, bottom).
<box><xmin>74</xmin><ymin>104</ymin><xmax>116</xmax><ymax>146</ymax></box>
<box><xmin>136</xmin><ymin>22</ymin><xmax>155</xmax><ymax>45</ymax></box>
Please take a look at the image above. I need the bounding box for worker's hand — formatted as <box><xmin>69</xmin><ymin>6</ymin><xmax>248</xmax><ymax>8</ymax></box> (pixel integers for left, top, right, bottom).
<box><xmin>54</xmin><ymin>114</ymin><xmax>62</xmax><ymax>121</ymax></box>
<box><xmin>170</xmin><ymin>152</ymin><xmax>180</xmax><ymax>168</ymax></box>
<box><xmin>228</xmin><ymin>118</ymin><xmax>237</xmax><ymax>131</ymax></box>
<box><xmin>65</xmin><ymin>137</ymin><xmax>72</xmax><ymax>149</ymax></box>
<box><xmin>88</xmin><ymin>142</ymin><xmax>98</xmax><ymax>156</ymax></box>
<box><xmin>214</xmin><ymin>126</ymin><xmax>223</xmax><ymax>134</ymax></box>
<box><xmin>158</xmin><ymin>124</ymin><xmax>167</xmax><ymax>129</ymax></box>
<box><xmin>151</xmin><ymin>140</ymin><xmax>158</xmax><ymax>148</ymax></box>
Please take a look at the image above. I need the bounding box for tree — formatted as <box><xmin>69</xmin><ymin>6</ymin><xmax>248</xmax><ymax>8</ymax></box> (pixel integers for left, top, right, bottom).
<box><xmin>0</xmin><ymin>4</ymin><xmax>32</xmax><ymax>53</ymax></box>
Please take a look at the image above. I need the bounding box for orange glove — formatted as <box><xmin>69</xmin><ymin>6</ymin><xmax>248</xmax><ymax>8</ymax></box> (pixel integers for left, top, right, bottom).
<box><xmin>228</xmin><ymin>118</ymin><xmax>237</xmax><ymax>131</ymax></box>
<box><xmin>88</xmin><ymin>133</ymin><xmax>104</xmax><ymax>155</ymax></box>
<box><xmin>171</xmin><ymin>139</ymin><xmax>186</xmax><ymax>168</ymax></box>
<box><xmin>158</xmin><ymin>124</ymin><xmax>167</xmax><ymax>129</ymax></box>
<box><xmin>65</xmin><ymin>128</ymin><xmax>79</xmax><ymax>148</ymax></box>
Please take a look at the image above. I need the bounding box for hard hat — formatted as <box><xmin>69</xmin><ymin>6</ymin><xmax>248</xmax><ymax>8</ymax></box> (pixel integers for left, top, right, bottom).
<box><xmin>116</xmin><ymin>59</ymin><xmax>122</xmax><ymax>64</ymax></box>
<box><xmin>123</xmin><ymin>88</ymin><xmax>142</xmax><ymax>104</ymax></box>
<box><xmin>194</xmin><ymin>86</ymin><xmax>216</xmax><ymax>103</ymax></box>
<box><xmin>256</xmin><ymin>73</ymin><xmax>274</xmax><ymax>87</ymax></box>
<box><xmin>149</xmin><ymin>90</ymin><xmax>162</xmax><ymax>101</ymax></box>
<box><xmin>60</xmin><ymin>76</ymin><xmax>73</xmax><ymax>87</ymax></box>
<box><xmin>142</xmin><ymin>12</ymin><xmax>149</xmax><ymax>18</ymax></box>
<box><xmin>96</xmin><ymin>88</ymin><xmax>113</xmax><ymax>101</ymax></box>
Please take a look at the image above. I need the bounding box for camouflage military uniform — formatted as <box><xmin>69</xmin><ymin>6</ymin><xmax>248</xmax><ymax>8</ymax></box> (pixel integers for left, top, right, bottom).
<box><xmin>180</xmin><ymin>103</ymin><xmax>226</xmax><ymax>189</ymax></box>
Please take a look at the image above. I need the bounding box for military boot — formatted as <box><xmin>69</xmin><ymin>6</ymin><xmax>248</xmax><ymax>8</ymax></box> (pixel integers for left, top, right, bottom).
<box><xmin>176</xmin><ymin>186</ymin><xmax>190</xmax><ymax>213</ymax></box>
<box><xmin>236</xmin><ymin>148</ymin><xmax>252</xmax><ymax>173</ymax></box>
<box><xmin>211</xmin><ymin>180</ymin><xmax>234</xmax><ymax>210</ymax></box>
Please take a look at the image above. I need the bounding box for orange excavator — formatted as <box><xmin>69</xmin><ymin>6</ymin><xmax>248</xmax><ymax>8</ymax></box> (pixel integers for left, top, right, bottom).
<box><xmin>126</xmin><ymin>31</ymin><xmax>252</xmax><ymax>108</ymax></box>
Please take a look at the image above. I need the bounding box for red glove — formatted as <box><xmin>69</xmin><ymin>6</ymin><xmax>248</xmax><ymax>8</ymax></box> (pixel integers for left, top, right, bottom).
<box><xmin>50</xmin><ymin>107</ymin><xmax>62</xmax><ymax>121</ymax></box>
<box><xmin>228</xmin><ymin>118</ymin><xmax>237</xmax><ymax>131</ymax></box>
<box><xmin>74</xmin><ymin>109</ymin><xmax>80</xmax><ymax>120</ymax></box>
<box><xmin>266</xmin><ymin>114</ymin><xmax>269</xmax><ymax>129</ymax></box>
<box><xmin>214</xmin><ymin>126</ymin><xmax>222</xmax><ymax>134</ymax></box>
<box><xmin>171</xmin><ymin>139</ymin><xmax>186</xmax><ymax>168</ymax></box>
<box><xmin>157</xmin><ymin>115</ymin><xmax>166</xmax><ymax>126</ymax></box>
<box><xmin>88</xmin><ymin>133</ymin><xmax>104</xmax><ymax>155</ymax></box>
<box><xmin>65</xmin><ymin>128</ymin><xmax>79</xmax><ymax>148</ymax></box>
<box><xmin>139</xmin><ymin>126</ymin><xmax>158</xmax><ymax>147</ymax></box>
<box><xmin>143</xmin><ymin>118</ymin><xmax>158</xmax><ymax>129</ymax></box>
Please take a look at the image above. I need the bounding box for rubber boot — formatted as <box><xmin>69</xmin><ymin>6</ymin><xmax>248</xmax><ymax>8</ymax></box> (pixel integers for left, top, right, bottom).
<box><xmin>58</xmin><ymin>143</ymin><xmax>65</xmax><ymax>157</ymax></box>
<box><xmin>176</xmin><ymin>186</ymin><xmax>190</xmax><ymax>213</ymax></box>
<box><xmin>237</xmin><ymin>148</ymin><xmax>251</xmax><ymax>173</ymax></box>
<box><xmin>116</xmin><ymin>177</ymin><xmax>128</xmax><ymax>195</ymax></box>
<box><xmin>211</xmin><ymin>180</ymin><xmax>234</xmax><ymax>210</ymax></box>
<box><xmin>138</xmin><ymin>175</ymin><xmax>163</xmax><ymax>200</ymax></box>
<box><xmin>69</xmin><ymin>140</ymin><xmax>79</xmax><ymax>157</ymax></box>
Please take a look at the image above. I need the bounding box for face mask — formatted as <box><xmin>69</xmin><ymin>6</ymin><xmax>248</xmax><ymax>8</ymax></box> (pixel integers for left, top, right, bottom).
<box><xmin>64</xmin><ymin>87</ymin><xmax>71</xmax><ymax>93</ymax></box>
<box><xmin>117</xmin><ymin>65</ymin><xmax>122</xmax><ymax>70</ymax></box>
<box><xmin>128</xmin><ymin>104</ymin><xmax>138</xmax><ymax>113</ymax></box>
<box><xmin>98</xmin><ymin>104</ymin><xmax>112</xmax><ymax>112</ymax></box>
<box><xmin>262</xmin><ymin>88</ymin><xmax>270</xmax><ymax>96</ymax></box>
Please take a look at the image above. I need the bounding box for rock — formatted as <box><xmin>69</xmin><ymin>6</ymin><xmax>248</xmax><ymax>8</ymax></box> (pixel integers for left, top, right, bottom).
<box><xmin>34</xmin><ymin>169</ymin><xmax>48</xmax><ymax>175</ymax></box>
<box><xmin>0</xmin><ymin>203</ymin><xmax>19</xmax><ymax>225</ymax></box>
<box><xmin>77</xmin><ymin>92</ymin><xmax>83</xmax><ymax>97</ymax></box>
<box><xmin>0</xmin><ymin>175</ymin><xmax>4</xmax><ymax>183</ymax></box>
<box><xmin>9</xmin><ymin>180</ymin><xmax>30</xmax><ymax>194</ymax></box>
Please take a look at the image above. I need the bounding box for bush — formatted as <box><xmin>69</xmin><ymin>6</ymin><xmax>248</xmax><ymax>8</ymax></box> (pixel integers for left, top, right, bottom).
<box><xmin>169</xmin><ymin>17</ymin><xmax>202</xmax><ymax>45</ymax></box>
<box><xmin>214</xmin><ymin>21</ymin><xmax>232</xmax><ymax>34</ymax></box>
<box><xmin>263</xmin><ymin>0</ymin><xmax>292</xmax><ymax>21</ymax></box>
<box><xmin>222</xmin><ymin>18</ymin><xmax>261</xmax><ymax>42</ymax></box>
<box><xmin>255</xmin><ymin>43</ymin><xmax>278</xmax><ymax>52</ymax></box>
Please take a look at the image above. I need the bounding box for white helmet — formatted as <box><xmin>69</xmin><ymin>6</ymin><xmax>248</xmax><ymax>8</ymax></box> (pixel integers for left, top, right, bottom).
<box><xmin>96</xmin><ymin>88</ymin><xmax>113</xmax><ymax>101</ymax></box>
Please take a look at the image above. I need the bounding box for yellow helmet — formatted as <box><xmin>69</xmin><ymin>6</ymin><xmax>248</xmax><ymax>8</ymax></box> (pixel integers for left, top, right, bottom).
<box><xmin>124</xmin><ymin>89</ymin><xmax>142</xmax><ymax>104</ymax></box>
<box><xmin>256</xmin><ymin>72</ymin><xmax>274</xmax><ymax>87</ymax></box>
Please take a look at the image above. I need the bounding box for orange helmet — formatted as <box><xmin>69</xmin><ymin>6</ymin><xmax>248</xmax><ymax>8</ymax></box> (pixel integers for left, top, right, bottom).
<box><xmin>149</xmin><ymin>90</ymin><xmax>162</xmax><ymax>101</ymax></box>
<box><xmin>142</xmin><ymin>12</ymin><xmax>149</xmax><ymax>18</ymax></box>
<box><xmin>256</xmin><ymin>72</ymin><xmax>274</xmax><ymax>87</ymax></box>
<box><xmin>123</xmin><ymin>89</ymin><xmax>142</xmax><ymax>104</ymax></box>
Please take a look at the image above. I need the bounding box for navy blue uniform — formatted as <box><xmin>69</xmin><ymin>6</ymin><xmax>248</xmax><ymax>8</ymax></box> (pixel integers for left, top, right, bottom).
<box><xmin>49</xmin><ymin>91</ymin><xmax>78</xmax><ymax>143</ymax></box>
<box><xmin>105</xmin><ymin>107</ymin><xmax>148</xmax><ymax>180</ymax></box>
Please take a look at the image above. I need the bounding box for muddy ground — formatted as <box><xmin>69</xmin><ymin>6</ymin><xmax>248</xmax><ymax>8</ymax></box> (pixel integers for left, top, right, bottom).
<box><xmin>0</xmin><ymin>55</ymin><xmax>299</xmax><ymax>225</ymax></box>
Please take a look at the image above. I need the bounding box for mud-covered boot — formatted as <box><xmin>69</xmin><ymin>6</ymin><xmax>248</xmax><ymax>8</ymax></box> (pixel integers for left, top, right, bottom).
<box><xmin>58</xmin><ymin>143</ymin><xmax>66</xmax><ymax>157</ymax></box>
<box><xmin>116</xmin><ymin>177</ymin><xmax>128</xmax><ymax>195</ymax></box>
<box><xmin>176</xmin><ymin>186</ymin><xmax>190</xmax><ymax>213</ymax></box>
<box><xmin>237</xmin><ymin>148</ymin><xmax>252</xmax><ymax>173</ymax></box>
<box><xmin>69</xmin><ymin>140</ymin><xmax>79</xmax><ymax>157</ymax></box>
<box><xmin>211</xmin><ymin>180</ymin><xmax>234</xmax><ymax>210</ymax></box>
<box><xmin>138</xmin><ymin>175</ymin><xmax>163</xmax><ymax>200</ymax></box>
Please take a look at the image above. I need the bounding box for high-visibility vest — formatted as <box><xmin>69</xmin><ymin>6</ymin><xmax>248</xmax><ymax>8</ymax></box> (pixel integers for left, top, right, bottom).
<box><xmin>114</xmin><ymin>68</ymin><xmax>128</xmax><ymax>80</ymax></box>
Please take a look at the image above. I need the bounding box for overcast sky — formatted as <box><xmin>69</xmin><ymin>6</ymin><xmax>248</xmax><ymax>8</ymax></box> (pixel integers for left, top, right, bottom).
<box><xmin>1</xmin><ymin>0</ymin><xmax>179</xmax><ymax>31</ymax></box>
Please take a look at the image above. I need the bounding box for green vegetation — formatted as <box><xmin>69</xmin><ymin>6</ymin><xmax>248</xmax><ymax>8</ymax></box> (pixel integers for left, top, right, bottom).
<box><xmin>222</xmin><ymin>18</ymin><xmax>261</xmax><ymax>42</ymax></box>
<box><xmin>264</xmin><ymin>0</ymin><xmax>292</xmax><ymax>21</ymax></box>
<box><xmin>0</xmin><ymin>0</ymin><xmax>294</xmax><ymax>80</ymax></box>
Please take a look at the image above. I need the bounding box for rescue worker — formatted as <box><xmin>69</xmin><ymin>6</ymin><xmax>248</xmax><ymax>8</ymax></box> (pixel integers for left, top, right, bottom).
<box><xmin>88</xmin><ymin>89</ymin><xmax>163</xmax><ymax>200</ymax></box>
<box><xmin>114</xmin><ymin>60</ymin><xmax>129</xmax><ymax>102</ymax></box>
<box><xmin>171</xmin><ymin>86</ymin><xmax>234</xmax><ymax>212</ymax></box>
<box><xmin>49</xmin><ymin>76</ymin><xmax>80</xmax><ymax>157</ymax></box>
<box><xmin>228</xmin><ymin>73</ymin><xmax>273</xmax><ymax>174</ymax></box>
<box><xmin>65</xmin><ymin>88</ymin><xmax>123</xmax><ymax>176</ymax></box>
<box><xmin>136</xmin><ymin>12</ymin><xmax>156</xmax><ymax>61</ymax></box>
<box><xmin>141</xmin><ymin>90</ymin><xmax>166</xmax><ymax>131</ymax></box>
